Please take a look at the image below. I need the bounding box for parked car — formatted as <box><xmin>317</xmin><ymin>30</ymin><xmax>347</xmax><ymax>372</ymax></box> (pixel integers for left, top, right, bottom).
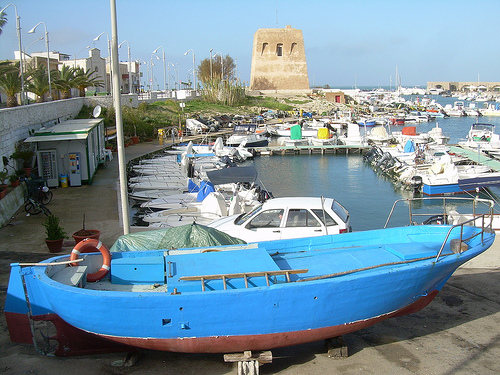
<box><xmin>208</xmin><ymin>197</ymin><xmax>351</xmax><ymax>242</ymax></box>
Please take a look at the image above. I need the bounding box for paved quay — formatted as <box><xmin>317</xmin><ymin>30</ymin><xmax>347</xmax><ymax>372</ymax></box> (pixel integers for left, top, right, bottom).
<box><xmin>1</xmin><ymin>140</ymin><xmax>500</xmax><ymax>375</ymax></box>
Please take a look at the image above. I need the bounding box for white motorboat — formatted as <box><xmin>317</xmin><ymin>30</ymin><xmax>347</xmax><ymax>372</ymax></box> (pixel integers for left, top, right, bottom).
<box><xmin>226</xmin><ymin>124</ymin><xmax>269</xmax><ymax>148</ymax></box>
<box><xmin>458</xmin><ymin>122</ymin><xmax>500</xmax><ymax>156</ymax></box>
<box><xmin>310</xmin><ymin>128</ymin><xmax>338</xmax><ymax>146</ymax></box>
<box><xmin>338</xmin><ymin>123</ymin><xmax>366</xmax><ymax>146</ymax></box>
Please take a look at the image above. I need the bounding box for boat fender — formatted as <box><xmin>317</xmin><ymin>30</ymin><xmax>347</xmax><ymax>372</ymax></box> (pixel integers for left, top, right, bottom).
<box><xmin>70</xmin><ymin>238</ymin><xmax>111</xmax><ymax>282</ymax></box>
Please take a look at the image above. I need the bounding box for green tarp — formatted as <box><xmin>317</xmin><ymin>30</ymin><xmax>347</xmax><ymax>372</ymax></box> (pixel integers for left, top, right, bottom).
<box><xmin>110</xmin><ymin>223</ymin><xmax>246</xmax><ymax>252</ymax></box>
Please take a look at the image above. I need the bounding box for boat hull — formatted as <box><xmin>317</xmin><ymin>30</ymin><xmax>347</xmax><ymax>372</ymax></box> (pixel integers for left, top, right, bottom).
<box><xmin>5</xmin><ymin>225</ymin><xmax>494</xmax><ymax>356</ymax></box>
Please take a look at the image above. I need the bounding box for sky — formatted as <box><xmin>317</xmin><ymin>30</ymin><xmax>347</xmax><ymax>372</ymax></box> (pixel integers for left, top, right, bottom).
<box><xmin>1</xmin><ymin>0</ymin><xmax>499</xmax><ymax>89</ymax></box>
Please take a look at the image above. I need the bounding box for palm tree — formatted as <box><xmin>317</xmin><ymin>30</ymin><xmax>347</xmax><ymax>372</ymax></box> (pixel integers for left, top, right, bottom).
<box><xmin>0</xmin><ymin>61</ymin><xmax>22</xmax><ymax>107</ymax></box>
<box><xmin>25</xmin><ymin>64</ymin><xmax>49</xmax><ymax>103</ymax></box>
<box><xmin>73</xmin><ymin>67</ymin><xmax>104</xmax><ymax>97</ymax></box>
<box><xmin>52</xmin><ymin>64</ymin><xmax>76</xmax><ymax>99</ymax></box>
<box><xmin>0</xmin><ymin>11</ymin><xmax>7</xmax><ymax>36</ymax></box>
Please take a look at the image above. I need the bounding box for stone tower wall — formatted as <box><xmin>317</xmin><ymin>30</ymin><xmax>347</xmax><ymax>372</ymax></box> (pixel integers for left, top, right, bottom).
<box><xmin>250</xmin><ymin>25</ymin><xmax>310</xmax><ymax>91</ymax></box>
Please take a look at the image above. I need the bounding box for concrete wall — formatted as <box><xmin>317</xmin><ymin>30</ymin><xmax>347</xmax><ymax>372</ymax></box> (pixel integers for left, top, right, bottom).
<box><xmin>250</xmin><ymin>25</ymin><xmax>310</xmax><ymax>91</ymax></box>
<box><xmin>0</xmin><ymin>94</ymin><xmax>141</xmax><ymax>171</ymax></box>
<box><xmin>0</xmin><ymin>98</ymin><xmax>84</xmax><ymax>170</ymax></box>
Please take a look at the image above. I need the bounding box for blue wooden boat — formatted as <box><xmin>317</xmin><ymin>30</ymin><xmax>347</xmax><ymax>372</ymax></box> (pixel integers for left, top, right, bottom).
<box><xmin>4</xmin><ymin>197</ymin><xmax>495</xmax><ymax>356</ymax></box>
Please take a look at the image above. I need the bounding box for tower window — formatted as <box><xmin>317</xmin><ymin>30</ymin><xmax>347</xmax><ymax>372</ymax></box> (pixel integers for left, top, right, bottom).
<box><xmin>290</xmin><ymin>43</ymin><xmax>297</xmax><ymax>54</ymax></box>
<box><xmin>277</xmin><ymin>43</ymin><xmax>283</xmax><ymax>56</ymax></box>
<box><xmin>262</xmin><ymin>43</ymin><xmax>268</xmax><ymax>55</ymax></box>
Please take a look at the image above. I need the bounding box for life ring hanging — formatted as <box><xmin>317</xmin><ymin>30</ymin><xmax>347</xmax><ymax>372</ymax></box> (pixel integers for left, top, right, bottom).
<box><xmin>70</xmin><ymin>238</ymin><xmax>111</xmax><ymax>282</ymax></box>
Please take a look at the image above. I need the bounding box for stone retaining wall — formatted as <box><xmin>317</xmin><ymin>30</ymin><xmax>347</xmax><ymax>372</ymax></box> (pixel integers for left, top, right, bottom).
<box><xmin>0</xmin><ymin>98</ymin><xmax>84</xmax><ymax>170</ymax></box>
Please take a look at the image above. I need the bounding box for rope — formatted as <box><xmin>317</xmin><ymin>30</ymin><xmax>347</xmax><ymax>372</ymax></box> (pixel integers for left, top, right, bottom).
<box><xmin>297</xmin><ymin>253</ymin><xmax>453</xmax><ymax>283</ymax></box>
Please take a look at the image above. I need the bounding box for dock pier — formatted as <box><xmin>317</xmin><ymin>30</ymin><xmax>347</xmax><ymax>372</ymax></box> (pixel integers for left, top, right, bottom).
<box><xmin>252</xmin><ymin>144</ymin><xmax>368</xmax><ymax>156</ymax></box>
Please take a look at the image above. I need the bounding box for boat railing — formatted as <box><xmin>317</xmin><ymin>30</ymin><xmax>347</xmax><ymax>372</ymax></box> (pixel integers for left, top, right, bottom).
<box><xmin>384</xmin><ymin>196</ymin><xmax>495</xmax><ymax>262</ymax></box>
<box><xmin>179</xmin><ymin>269</ymin><xmax>308</xmax><ymax>291</ymax></box>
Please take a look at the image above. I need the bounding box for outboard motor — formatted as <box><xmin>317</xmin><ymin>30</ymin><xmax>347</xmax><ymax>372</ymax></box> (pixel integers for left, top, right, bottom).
<box><xmin>411</xmin><ymin>175</ymin><xmax>423</xmax><ymax>195</ymax></box>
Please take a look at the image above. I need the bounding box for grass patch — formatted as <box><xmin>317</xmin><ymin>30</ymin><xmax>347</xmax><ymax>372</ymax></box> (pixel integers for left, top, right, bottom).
<box><xmin>243</xmin><ymin>96</ymin><xmax>294</xmax><ymax>111</ymax></box>
<box><xmin>284</xmin><ymin>98</ymin><xmax>312</xmax><ymax>105</ymax></box>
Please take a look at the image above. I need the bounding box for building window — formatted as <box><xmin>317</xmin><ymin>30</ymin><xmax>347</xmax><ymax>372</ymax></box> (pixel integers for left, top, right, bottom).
<box><xmin>262</xmin><ymin>43</ymin><xmax>268</xmax><ymax>55</ymax></box>
<box><xmin>290</xmin><ymin>43</ymin><xmax>297</xmax><ymax>54</ymax></box>
<box><xmin>276</xmin><ymin>43</ymin><xmax>283</xmax><ymax>57</ymax></box>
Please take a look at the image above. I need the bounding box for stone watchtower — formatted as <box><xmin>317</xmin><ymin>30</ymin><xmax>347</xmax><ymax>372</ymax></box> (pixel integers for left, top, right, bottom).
<box><xmin>250</xmin><ymin>25</ymin><xmax>309</xmax><ymax>92</ymax></box>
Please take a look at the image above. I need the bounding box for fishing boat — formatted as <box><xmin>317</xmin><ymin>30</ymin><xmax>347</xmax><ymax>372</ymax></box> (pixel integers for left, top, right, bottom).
<box><xmin>4</xmin><ymin>197</ymin><xmax>495</xmax><ymax>357</ymax></box>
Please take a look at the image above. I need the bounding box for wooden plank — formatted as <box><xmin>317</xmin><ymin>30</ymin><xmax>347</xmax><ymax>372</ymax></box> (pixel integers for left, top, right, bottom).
<box><xmin>224</xmin><ymin>350</ymin><xmax>273</xmax><ymax>363</ymax></box>
<box><xmin>325</xmin><ymin>336</ymin><xmax>348</xmax><ymax>359</ymax></box>
<box><xmin>179</xmin><ymin>269</ymin><xmax>308</xmax><ymax>281</ymax></box>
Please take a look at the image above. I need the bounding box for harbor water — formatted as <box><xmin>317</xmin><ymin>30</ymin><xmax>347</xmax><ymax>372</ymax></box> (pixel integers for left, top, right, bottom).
<box><xmin>242</xmin><ymin>96</ymin><xmax>500</xmax><ymax>231</ymax></box>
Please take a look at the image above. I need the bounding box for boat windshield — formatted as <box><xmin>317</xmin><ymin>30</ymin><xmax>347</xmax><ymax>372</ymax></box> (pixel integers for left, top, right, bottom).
<box><xmin>472</xmin><ymin>123</ymin><xmax>494</xmax><ymax>131</ymax></box>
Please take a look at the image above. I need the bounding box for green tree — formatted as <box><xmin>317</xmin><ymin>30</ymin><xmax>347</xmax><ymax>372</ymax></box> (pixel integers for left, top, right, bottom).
<box><xmin>0</xmin><ymin>11</ymin><xmax>7</xmax><ymax>36</ymax></box>
<box><xmin>197</xmin><ymin>54</ymin><xmax>236</xmax><ymax>84</ymax></box>
<box><xmin>52</xmin><ymin>64</ymin><xmax>76</xmax><ymax>99</ymax></box>
<box><xmin>0</xmin><ymin>61</ymin><xmax>22</xmax><ymax>107</ymax></box>
<box><xmin>73</xmin><ymin>67</ymin><xmax>104</xmax><ymax>97</ymax></box>
<box><xmin>25</xmin><ymin>63</ymin><xmax>49</xmax><ymax>103</ymax></box>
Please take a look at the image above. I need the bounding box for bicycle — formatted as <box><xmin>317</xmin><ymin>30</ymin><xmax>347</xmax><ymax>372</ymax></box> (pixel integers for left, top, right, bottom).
<box><xmin>25</xmin><ymin>195</ymin><xmax>52</xmax><ymax>216</ymax></box>
<box><xmin>24</xmin><ymin>181</ymin><xmax>53</xmax><ymax>216</ymax></box>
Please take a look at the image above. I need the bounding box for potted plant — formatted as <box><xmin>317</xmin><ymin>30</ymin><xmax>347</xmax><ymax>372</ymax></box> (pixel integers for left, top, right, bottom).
<box><xmin>11</xmin><ymin>147</ymin><xmax>35</xmax><ymax>176</ymax></box>
<box><xmin>9</xmin><ymin>173</ymin><xmax>20</xmax><ymax>187</ymax></box>
<box><xmin>72</xmin><ymin>214</ymin><xmax>101</xmax><ymax>245</ymax></box>
<box><xmin>43</xmin><ymin>215</ymin><xmax>68</xmax><ymax>253</ymax></box>
<box><xmin>0</xmin><ymin>170</ymin><xmax>8</xmax><ymax>199</ymax></box>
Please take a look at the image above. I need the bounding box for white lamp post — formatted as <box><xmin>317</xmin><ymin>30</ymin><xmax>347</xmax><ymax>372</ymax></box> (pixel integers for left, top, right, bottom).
<box><xmin>184</xmin><ymin>49</ymin><xmax>196</xmax><ymax>90</ymax></box>
<box><xmin>74</xmin><ymin>45</ymin><xmax>90</xmax><ymax>68</ymax></box>
<box><xmin>152</xmin><ymin>46</ymin><xmax>166</xmax><ymax>91</ymax></box>
<box><xmin>28</xmin><ymin>21</ymin><xmax>52</xmax><ymax>100</ymax></box>
<box><xmin>118</xmin><ymin>40</ymin><xmax>132</xmax><ymax>93</ymax></box>
<box><xmin>209</xmin><ymin>48</ymin><xmax>213</xmax><ymax>80</ymax></box>
<box><xmin>150</xmin><ymin>54</ymin><xmax>160</xmax><ymax>91</ymax></box>
<box><xmin>1</xmin><ymin>3</ymin><xmax>25</xmax><ymax>104</ymax></box>
<box><xmin>212</xmin><ymin>51</ymin><xmax>221</xmax><ymax>80</ymax></box>
<box><xmin>93</xmin><ymin>32</ymin><xmax>112</xmax><ymax>94</ymax></box>
<box><xmin>168</xmin><ymin>62</ymin><xmax>175</xmax><ymax>91</ymax></box>
<box><xmin>24</xmin><ymin>36</ymin><xmax>43</xmax><ymax>57</ymax></box>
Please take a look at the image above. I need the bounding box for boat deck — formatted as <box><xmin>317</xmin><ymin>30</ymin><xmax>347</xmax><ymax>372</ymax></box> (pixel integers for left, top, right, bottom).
<box><xmin>73</xmin><ymin>233</ymin><xmax>461</xmax><ymax>294</ymax></box>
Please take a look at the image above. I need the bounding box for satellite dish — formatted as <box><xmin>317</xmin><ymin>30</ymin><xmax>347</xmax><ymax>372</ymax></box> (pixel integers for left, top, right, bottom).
<box><xmin>92</xmin><ymin>105</ymin><xmax>102</xmax><ymax>118</ymax></box>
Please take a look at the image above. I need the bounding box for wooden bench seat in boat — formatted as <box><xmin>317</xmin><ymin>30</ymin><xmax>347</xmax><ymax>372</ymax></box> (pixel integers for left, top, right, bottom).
<box><xmin>50</xmin><ymin>265</ymin><xmax>88</xmax><ymax>287</ymax></box>
<box><xmin>166</xmin><ymin>247</ymin><xmax>287</xmax><ymax>292</ymax></box>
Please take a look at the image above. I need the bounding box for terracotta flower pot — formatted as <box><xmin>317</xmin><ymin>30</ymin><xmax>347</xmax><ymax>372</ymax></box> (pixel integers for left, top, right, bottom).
<box><xmin>11</xmin><ymin>179</ymin><xmax>20</xmax><ymax>187</ymax></box>
<box><xmin>45</xmin><ymin>238</ymin><xmax>64</xmax><ymax>253</ymax></box>
<box><xmin>131</xmin><ymin>136</ymin><xmax>140</xmax><ymax>144</ymax></box>
<box><xmin>72</xmin><ymin>229</ymin><xmax>101</xmax><ymax>245</ymax></box>
<box><xmin>0</xmin><ymin>185</ymin><xmax>7</xmax><ymax>199</ymax></box>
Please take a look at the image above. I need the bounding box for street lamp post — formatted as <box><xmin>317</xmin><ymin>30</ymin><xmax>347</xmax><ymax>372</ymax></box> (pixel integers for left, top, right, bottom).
<box><xmin>184</xmin><ymin>49</ymin><xmax>196</xmax><ymax>90</ymax></box>
<box><xmin>168</xmin><ymin>62</ymin><xmax>175</xmax><ymax>91</ymax></box>
<box><xmin>74</xmin><ymin>45</ymin><xmax>90</xmax><ymax>68</ymax></box>
<box><xmin>24</xmin><ymin>36</ymin><xmax>43</xmax><ymax>57</ymax></box>
<box><xmin>212</xmin><ymin>51</ymin><xmax>221</xmax><ymax>80</ymax></box>
<box><xmin>28</xmin><ymin>21</ymin><xmax>52</xmax><ymax>100</ymax></box>
<box><xmin>152</xmin><ymin>46</ymin><xmax>166</xmax><ymax>91</ymax></box>
<box><xmin>118</xmin><ymin>40</ymin><xmax>132</xmax><ymax>93</ymax></box>
<box><xmin>209</xmin><ymin>48</ymin><xmax>213</xmax><ymax>80</ymax></box>
<box><xmin>93</xmin><ymin>32</ymin><xmax>112</xmax><ymax>94</ymax></box>
<box><xmin>1</xmin><ymin>3</ymin><xmax>25</xmax><ymax>105</ymax></box>
<box><xmin>150</xmin><ymin>54</ymin><xmax>160</xmax><ymax>92</ymax></box>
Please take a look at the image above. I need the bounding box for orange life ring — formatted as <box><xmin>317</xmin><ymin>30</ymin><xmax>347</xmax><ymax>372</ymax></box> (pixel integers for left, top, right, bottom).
<box><xmin>70</xmin><ymin>238</ymin><xmax>111</xmax><ymax>282</ymax></box>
